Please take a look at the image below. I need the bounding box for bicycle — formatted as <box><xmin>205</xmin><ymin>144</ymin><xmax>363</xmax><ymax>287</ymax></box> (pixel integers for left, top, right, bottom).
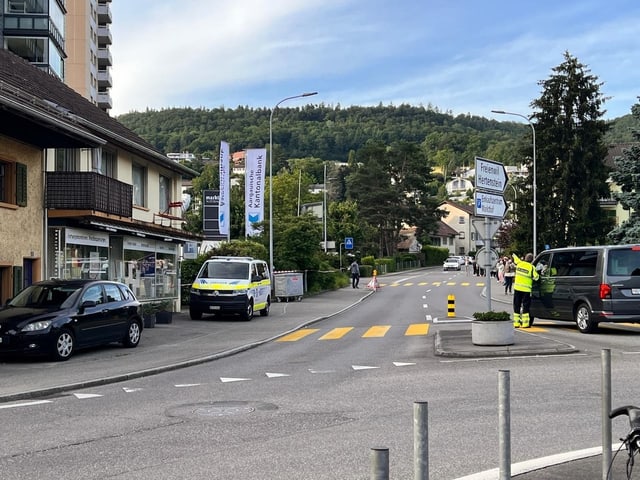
<box><xmin>609</xmin><ymin>405</ymin><xmax>640</xmax><ymax>479</ymax></box>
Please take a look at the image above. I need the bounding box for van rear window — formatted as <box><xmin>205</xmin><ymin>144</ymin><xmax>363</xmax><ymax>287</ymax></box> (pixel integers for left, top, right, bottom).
<box><xmin>608</xmin><ymin>249</ymin><xmax>640</xmax><ymax>276</ymax></box>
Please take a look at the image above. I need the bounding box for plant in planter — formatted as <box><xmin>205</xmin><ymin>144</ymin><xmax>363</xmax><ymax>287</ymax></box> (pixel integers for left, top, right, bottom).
<box><xmin>471</xmin><ymin>310</ymin><xmax>514</xmax><ymax>346</ymax></box>
<box><xmin>155</xmin><ymin>299</ymin><xmax>174</xmax><ymax>324</ymax></box>
<box><xmin>141</xmin><ymin>302</ymin><xmax>159</xmax><ymax>328</ymax></box>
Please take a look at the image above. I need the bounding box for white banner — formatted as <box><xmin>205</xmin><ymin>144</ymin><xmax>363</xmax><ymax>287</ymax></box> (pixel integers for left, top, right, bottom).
<box><xmin>245</xmin><ymin>148</ymin><xmax>266</xmax><ymax>236</ymax></box>
<box><xmin>218</xmin><ymin>141</ymin><xmax>230</xmax><ymax>236</ymax></box>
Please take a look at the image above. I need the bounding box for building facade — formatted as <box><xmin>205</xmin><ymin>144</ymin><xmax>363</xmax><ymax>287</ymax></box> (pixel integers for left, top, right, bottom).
<box><xmin>0</xmin><ymin>49</ymin><xmax>199</xmax><ymax>308</ymax></box>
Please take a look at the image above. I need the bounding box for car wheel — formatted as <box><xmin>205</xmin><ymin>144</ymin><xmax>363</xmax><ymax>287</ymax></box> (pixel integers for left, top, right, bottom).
<box><xmin>575</xmin><ymin>303</ymin><xmax>597</xmax><ymax>333</ymax></box>
<box><xmin>51</xmin><ymin>329</ymin><xmax>74</xmax><ymax>361</ymax></box>
<box><xmin>242</xmin><ymin>301</ymin><xmax>254</xmax><ymax>321</ymax></box>
<box><xmin>260</xmin><ymin>297</ymin><xmax>270</xmax><ymax>317</ymax></box>
<box><xmin>123</xmin><ymin>319</ymin><xmax>142</xmax><ymax>348</ymax></box>
<box><xmin>189</xmin><ymin>306</ymin><xmax>202</xmax><ymax>320</ymax></box>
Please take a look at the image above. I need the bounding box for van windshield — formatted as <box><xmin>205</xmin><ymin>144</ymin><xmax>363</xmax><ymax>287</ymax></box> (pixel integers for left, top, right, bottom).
<box><xmin>608</xmin><ymin>249</ymin><xmax>640</xmax><ymax>276</ymax></box>
<box><xmin>201</xmin><ymin>262</ymin><xmax>249</xmax><ymax>280</ymax></box>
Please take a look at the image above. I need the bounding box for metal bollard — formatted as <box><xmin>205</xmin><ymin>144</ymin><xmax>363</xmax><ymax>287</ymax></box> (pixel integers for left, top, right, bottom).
<box><xmin>371</xmin><ymin>447</ymin><xmax>389</xmax><ymax>480</ymax></box>
<box><xmin>447</xmin><ymin>294</ymin><xmax>455</xmax><ymax>317</ymax></box>
<box><xmin>602</xmin><ymin>349</ymin><xmax>611</xmax><ymax>480</ymax></box>
<box><xmin>498</xmin><ymin>370</ymin><xmax>511</xmax><ymax>480</ymax></box>
<box><xmin>414</xmin><ymin>401</ymin><xmax>429</xmax><ymax>480</ymax></box>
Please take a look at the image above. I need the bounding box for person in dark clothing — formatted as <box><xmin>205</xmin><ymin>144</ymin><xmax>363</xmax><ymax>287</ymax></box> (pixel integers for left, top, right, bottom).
<box><xmin>349</xmin><ymin>260</ymin><xmax>360</xmax><ymax>288</ymax></box>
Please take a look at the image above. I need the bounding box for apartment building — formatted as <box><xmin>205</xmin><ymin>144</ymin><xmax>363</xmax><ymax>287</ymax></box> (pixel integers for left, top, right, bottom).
<box><xmin>0</xmin><ymin>49</ymin><xmax>199</xmax><ymax>308</ymax></box>
<box><xmin>65</xmin><ymin>0</ymin><xmax>112</xmax><ymax>111</ymax></box>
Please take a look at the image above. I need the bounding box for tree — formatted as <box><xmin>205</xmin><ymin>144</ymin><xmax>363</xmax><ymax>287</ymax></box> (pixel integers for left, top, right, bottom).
<box><xmin>513</xmin><ymin>52</ymin><xmax>613</xmax><ymax>251</ymax></box>
<box><xmin>607</xmin><ymin>98</ymin><xmax>640</xmax><ymax>243</ymax></box>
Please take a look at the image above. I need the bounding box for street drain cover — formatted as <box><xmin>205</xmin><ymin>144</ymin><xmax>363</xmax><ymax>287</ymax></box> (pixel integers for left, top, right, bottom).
<box><xmin>167</xmin><ymin>401</ymin><xmax>278</xmax><ymax>420</ymax></box>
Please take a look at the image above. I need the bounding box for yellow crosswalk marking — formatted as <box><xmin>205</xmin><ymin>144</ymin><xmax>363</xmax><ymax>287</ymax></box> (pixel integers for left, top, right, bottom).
<box><xmin>405</xmin><ymin>323</ymin><xmax>429</xmax><ymax>335</ymax></box>
<box><xmin>460</xmin><ymin>282</ymin><xmax>470</xmax><ymax>286</ymax></box>
<box><xmin>320</xmin><ymin>327</ymin><xmax>354</xmax><ymax>340</ymax></box>
<box><xmin>277</xmin><ymin>328</ymin><xmax>319</xmax><ymax>342</ymax></box>
<box><xmin>446</xmin><ymin>282</ymin><xmax>456</xmax><ymax>286</ymax></box>
<box><xmin>418</xmin><ymin>282</ymin><xmax>428</xmax><ymax>286</ymax></box>
<box><xmin>363</xmin><ymin>325</ymin><xmax>391</xmax><ymax>337</ymax></box>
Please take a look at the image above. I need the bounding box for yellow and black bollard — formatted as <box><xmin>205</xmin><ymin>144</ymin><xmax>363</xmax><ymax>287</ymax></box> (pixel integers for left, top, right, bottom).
<box><xmin>447</xmin><ymin>294</ymin><xmax>455</xmax><ymax>317</ymax></box>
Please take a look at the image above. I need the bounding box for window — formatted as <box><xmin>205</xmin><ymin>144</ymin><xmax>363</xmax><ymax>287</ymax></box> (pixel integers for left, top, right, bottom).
<box><xmin>55</xmin><ymin>149</ymin><xmax>80</xmax><ymax>171</ymax></box>
<box><xmin>5</xmin><ymin>37</ymin><xmax>46</xmax><ymax>63</ymax></box>
<box><xmin>132</xmin><ymin>164</ymin><xmax>146</xmax><ymax>207</ymax></box>
<box><xmin>0</xmin><ymin>160</ymin><xmax>27</xmax><ymax>206</ymax></box>
<box><xmin>159</xmin><ymin>174</ymin><xmax>170</xmax><ymax>212</ymax></box>
<box><xmin>102</xmin><ymin>150</ymin><xmax>117</xmax><ymax>178</ymax></box>
<box><xmin>82</xmin><ymin>285</ymin><xmax>104</xmax><ymax>305</ymax></box>
<box><xmin>458</xmin><ymin>216</ymin><xmax>465</xmax><ymax>224</ymax></box>
<box><xmin>104</xmin><ymin>283</ymin><xmax>123</xmax><ymax>303</ymax></box>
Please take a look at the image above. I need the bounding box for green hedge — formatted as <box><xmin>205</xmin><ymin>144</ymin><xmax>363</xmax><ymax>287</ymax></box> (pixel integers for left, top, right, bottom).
<box><xmin>422</xmin><ymin>245</ymin><xmax>450</xmax><ymax>266</ymax></box>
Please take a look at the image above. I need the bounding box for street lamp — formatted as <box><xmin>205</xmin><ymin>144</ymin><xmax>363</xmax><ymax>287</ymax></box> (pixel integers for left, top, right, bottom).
<box><xmin>269</xmin><ymin>92</ymin><xmax>318</xmax><ymax>274</ymax></box>
<box><xmin>491</xmin><ymin>110</ymin><xmax>537</xmax><ymax>256</ymax></box>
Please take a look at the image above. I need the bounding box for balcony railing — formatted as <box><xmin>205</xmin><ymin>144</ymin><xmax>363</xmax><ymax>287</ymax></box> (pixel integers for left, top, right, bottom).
<box><xmin>46</xmin><ymin>172</ymin><xmax>132</xmax><ymax>217</ymax></box>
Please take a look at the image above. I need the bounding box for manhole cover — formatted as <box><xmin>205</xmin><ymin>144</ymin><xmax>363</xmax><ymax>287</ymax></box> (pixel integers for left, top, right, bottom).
<box><xmin>166</xmin><ymin>401</ymin><xmax>277</xmax><ymax>420</ymax></box>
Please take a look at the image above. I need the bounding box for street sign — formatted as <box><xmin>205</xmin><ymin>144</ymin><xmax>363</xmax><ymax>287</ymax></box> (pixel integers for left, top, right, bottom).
<box><xmin>472</xmin><ymin>217</ymin><xmax>502</xmax><ymax>240</ymax></box>
<box><xmin>475</xmin><ymin>156</ymin><xmax>508</xmax><ymax>194</ymax></box>
<box><xmin>476</xmin><ymin>247</ymin><xmax>499</xmax><ymax>269</ymax></box>
<box><xmin>344</xmin><ymin>237</ymin><xmax>354</xmax><ymax>249</ymax></box>
<box><xmin>474</xmin><ymin>191</ymin><xmax>509</xmax><ymax>218</ymax></box>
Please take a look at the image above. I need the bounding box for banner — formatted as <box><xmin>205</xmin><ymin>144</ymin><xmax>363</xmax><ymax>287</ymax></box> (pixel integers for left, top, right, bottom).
<box><xmin>218</xmin><ymin>141</ymin><xmax>230</xmax><ymax>236</ymax></box>
<box><xmin>245</xmin><ymin>148</ymin><xmax>266</xmax><ymax>236</ymax></box>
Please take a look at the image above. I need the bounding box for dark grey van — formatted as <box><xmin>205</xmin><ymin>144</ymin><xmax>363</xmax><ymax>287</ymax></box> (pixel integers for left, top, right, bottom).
<box><xmin>531</xmin><ymin>245</ymin><xmax>640</xmax><ymax>333</ymax></box>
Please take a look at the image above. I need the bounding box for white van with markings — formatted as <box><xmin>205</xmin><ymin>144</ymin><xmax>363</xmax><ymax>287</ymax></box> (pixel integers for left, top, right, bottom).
<box><xmin>189</xmin><ymin>257</ymin><xmax>271</xmax><ymax>321</ymax></box>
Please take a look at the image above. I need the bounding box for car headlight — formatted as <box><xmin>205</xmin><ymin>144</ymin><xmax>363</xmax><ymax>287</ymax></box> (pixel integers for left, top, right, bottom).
<box><xmin>190</xmin><ymin>289</ymin><xmax>201</xmax><ymax>295</ymax></box>
<box><xmin>235</xmin><ymin>289</ymin><xmax>248</xmax><ymax>296</ymax></box>
<box><xmin>22</xmin><ymin>320</ymin><xmax>53</xmax><ymax>332</ymax></box>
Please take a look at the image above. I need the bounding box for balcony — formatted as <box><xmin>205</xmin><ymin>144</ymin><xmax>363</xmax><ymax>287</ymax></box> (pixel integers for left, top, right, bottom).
<box><xmin>97</xmin><ymin>25</ymin><xmax>112</xmax><ymax>45</ymax></box>
<box><xmin>97</xmin><ymin>69</ymin><xmax>112</xmax><ymax>88</ymax></box>
<box><xmin>46</xmin><ymin>172</ymin><xmax>132</xmax><ymax>218</ymax></box>
<box><xmin>97</xmin><ymin>91</ymin><xmax>112</xmax><ymax>110</ymax></box>
<box><xmin>97</xmin><ymin>3</ymin><xmax>112</xmax><ymax>24</ymax></box>
<box><xmin>97</xmin><ymin>47</ymin><xmax>112</xmax><ymax>67</ymax></box>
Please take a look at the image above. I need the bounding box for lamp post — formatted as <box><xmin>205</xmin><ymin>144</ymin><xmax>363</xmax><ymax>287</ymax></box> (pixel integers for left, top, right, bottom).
<box><xmin>491</xmin><ymin>110</ymin><xmax>537</xmax><ymax>256</ymax></box>
<box><xmin>269</xmin><ymin>92</ymin><xmax>318</xmax><ymax>275</ymax></box>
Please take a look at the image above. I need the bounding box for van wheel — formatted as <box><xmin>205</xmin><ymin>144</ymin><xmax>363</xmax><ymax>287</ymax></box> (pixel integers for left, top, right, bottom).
<box><xmin>260</xmin><ymin>297</ymin><xmax>270</xmax><ymax>317</ymax></box>
<box><xmin>190</xmin><ymin>306</ymin><xmax>202</xmax><ymax>320</ymax></box>
<box><xmin>242</xmin><ymin>301</ymin><xmax>254</xmax><ymax>321</ymax></box>
<box><xmin>575</xmin><ymin>303</ymin><xmax>597</xmax><ymax>333</ymax></box>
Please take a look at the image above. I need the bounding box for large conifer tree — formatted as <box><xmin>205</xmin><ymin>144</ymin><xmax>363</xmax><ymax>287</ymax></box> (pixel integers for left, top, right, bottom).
<box><xmin>513</xmin><ymin>52</ymin><xmax>612</xmax><ymax>250</ymax></box>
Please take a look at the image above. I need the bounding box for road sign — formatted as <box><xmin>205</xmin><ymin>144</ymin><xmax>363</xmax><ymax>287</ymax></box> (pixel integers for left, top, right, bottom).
<box><xmin>344</xmin><ymin>237</ymin><xmax>354</xmax><ymax>249</ymax></box>
<box><xmin>472</xmin><ymin>217</ymin><xmax>502</xmax><ymax>240</ymax></box>
<box><xmin>476</xmin><ymin>247</ymin><xmax>499</xmax><ymax>269</ymax></box>
<box><xmin>474</xmin><ymin>191</ymin><xmax>508</xmax><ymax>218</ymax></box>
<box><xmin>475</xmin><ymin>156</ymin><xmax>508</xmax><ymax>194</ymax></box>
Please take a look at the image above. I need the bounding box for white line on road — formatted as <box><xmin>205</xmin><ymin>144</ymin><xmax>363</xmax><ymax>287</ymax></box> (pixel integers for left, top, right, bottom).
<box><xmin>0</xmin><ymin>400</ymin><xmax>52</xmax><ymax>410</ymax></box>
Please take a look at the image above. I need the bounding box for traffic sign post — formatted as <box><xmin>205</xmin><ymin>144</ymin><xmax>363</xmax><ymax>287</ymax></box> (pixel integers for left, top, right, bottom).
<box><xmin>345</xmin><ymin>237</ymin><xmax>354</xmax><ymax>250</ymax></box>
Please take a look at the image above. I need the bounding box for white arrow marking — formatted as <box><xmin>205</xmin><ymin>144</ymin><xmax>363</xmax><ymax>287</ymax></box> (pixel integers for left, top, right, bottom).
<box><xmin>122</xmin><ymin>387</ymin><xmax>143</xmax><ymax>393</ymax></box>
<box><xmin>73</xmin><ymin>393</ymin><xmax>103</xmax><ymax>399</ymax></box>
<box><xmin>393</xmin><ymin>362</ymin><xmax>416</xmax><ymax>367</ymax></box>
<box><xmin>0</xmin><ymin>400</ymin><xmax>52</xmax><ymax>410</ymax></box>
<box><xmin>308</xmin><ymin>369</ymin><xmax>335</xmax><ymax>374</ymax></box>
<box><xmin>352</xmin><ymin>365</ymin><xmax>380</xmax><ymax>371</ymax></box>
<box><xmin>423</xmin><ymin>303</ymin><xmax>429</xmax><ymax>309</ymax></box>
<box><xmin>220</xmin><ymin>377</ymin><xmax>251</xmax><ymax>383</ymax></box>
<box><xmin>426</xmin><ymin>315</ymin><xmax>433</xmax><ymax>322</ymax></box>
<box><xmin>174</xmin><ymin>383</ymin><xmax>202</xmax><ymax>388</ymax></box>
<box><xmin>265</xmin><ymin>372</ymin><xmax>290</xmax><ymax>378</ymax></box>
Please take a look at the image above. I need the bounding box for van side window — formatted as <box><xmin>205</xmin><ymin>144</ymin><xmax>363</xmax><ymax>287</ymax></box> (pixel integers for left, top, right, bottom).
<box><xmin>551</xmin><ymin>252</ymin><xmax>574</xmax><ymax>276</ymax></box>
<box><xmin>567</xmin><ymin>250</ymin><xmax>597</xmax><ymax>276</ymax></box>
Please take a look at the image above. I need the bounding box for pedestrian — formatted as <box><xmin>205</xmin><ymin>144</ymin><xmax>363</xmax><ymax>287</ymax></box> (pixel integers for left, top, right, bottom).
<box><xmin>503</xmin><ymin>257</ymin><xmax>516</xmax><ymax>294</ymax></box>
<box><xmin>512</xmin><ymin>252</ymin><xmax>539</xmax><ymax>328</ymax></box>
<box><xmin>497</xmin><ymin>258</ymin><xmax>505</xmax><ymax>284</ymax></box>
<box><xmin>349</xmin><ymin>260</ymin><xmax>360</xmax><ymax>289</ymax></box>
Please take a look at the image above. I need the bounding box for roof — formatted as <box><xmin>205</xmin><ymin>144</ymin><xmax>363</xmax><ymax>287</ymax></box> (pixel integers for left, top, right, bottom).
<box><xmin>435</xmin><ymin>220</ymin><xmax>459</xmax><ymax>237</ymax></box>
<box><xmin>439</xmin><ymin>200</ymin><xmax>475</xmax><ymax>215</ymax></box>
<box><xmin>0</xmin><ymin>49</ymin><xmax>197</xmax><ymax>178</ymax></box>
<box><xmin>605</xmin><ymin>143</ymin><xmax>640</xmax><ymax>168</ymax></box>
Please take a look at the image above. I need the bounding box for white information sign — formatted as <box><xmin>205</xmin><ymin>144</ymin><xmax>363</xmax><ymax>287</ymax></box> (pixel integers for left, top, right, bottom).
<box><xmin>474</xmin><ymin>191</ymin><xmax>508</xmax><ymax>218</ymax></box>
<box><xmin>475</xmin><ymin>156</ymin><xmax>508</xmax><ymax>194</ymax></box>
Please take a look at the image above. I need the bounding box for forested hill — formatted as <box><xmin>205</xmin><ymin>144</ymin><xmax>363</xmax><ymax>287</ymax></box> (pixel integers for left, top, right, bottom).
<box><xmin>116</xmin><ymin>104</ymin><xmax>636</xmax><ymax>165</ymax></box>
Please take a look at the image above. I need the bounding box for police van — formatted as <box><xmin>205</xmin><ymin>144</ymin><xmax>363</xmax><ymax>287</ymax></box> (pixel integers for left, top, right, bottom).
<box><xmin>189</xmin><ymin>257</ymin><xmax>271</xmax><ymax>321</ymax></box>
<box><xmin>531</xmin><ymin>245</ymin><xmax>640</xmax><ymax>333</ymax></box>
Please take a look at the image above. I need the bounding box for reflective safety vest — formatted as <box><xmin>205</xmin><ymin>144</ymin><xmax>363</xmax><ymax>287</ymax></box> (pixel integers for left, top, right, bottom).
<box><xmin>512</xmin><ymin>254</ymin><xmax>539</xmax><ymax>293</ymax></box>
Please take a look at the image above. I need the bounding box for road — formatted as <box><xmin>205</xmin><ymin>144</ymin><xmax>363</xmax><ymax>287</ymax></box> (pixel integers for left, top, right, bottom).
<box><xmin>1</xmin><ymin>268</ymin><xmax>639</xmax><ymax>479</ymax></box>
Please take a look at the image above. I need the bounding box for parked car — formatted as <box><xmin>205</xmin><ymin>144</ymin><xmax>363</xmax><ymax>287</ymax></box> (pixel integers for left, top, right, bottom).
<box><xmin>0</xmin><ymin>279</ymin><xmax>142</xmax><ymax>360</ymax></box>
<box><xmin>531</xmin><ymin>245</ymin><xmax>640</xmax><ymax>333</ymax></box>
<box><xmin>443</xmin><ymin>257</ymin><xmax>461</xmax><ymax>271</ymax></box>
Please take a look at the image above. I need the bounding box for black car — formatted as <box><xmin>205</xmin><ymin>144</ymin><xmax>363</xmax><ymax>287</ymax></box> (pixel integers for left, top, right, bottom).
<box><xmin>0</xmin><ymin>279</ymin><xmax>142</xmax><ymax>361</ymax></box>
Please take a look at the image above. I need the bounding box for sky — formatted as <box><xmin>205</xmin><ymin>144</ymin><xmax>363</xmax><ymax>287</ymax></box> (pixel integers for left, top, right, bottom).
<box><xmin>109</xmin><ymin>0</ymin><xmax>640</xmax><ymax>121</ymax></box>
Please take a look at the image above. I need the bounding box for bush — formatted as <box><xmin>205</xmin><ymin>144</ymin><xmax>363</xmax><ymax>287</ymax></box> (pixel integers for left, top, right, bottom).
<box><xmin>472</xmin><ymin>311</ymin><xmax>511</xmax><ymax>321</ymax></box>
<box><xmin>422</xmin><ymin>245</ymin><xmax>450</xmax><ymax>266</ymax></box>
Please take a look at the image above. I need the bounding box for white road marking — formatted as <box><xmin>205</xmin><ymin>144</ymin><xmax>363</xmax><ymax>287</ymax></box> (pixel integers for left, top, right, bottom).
<box><xmin>0</xmin><ymin>400</ymin><xmax>52</xmax><ymax>410</ymax></box>
<box><xmin>265</xmin><ymin>372</ymin><xmax>290</xmax><ymax>378</ymax></box>
<box><xmin>174</xmin><ymin>383</ymin><xmax>202</xmax><ymax>388</ymax></box>
<box><xmin>352</xmin><ymin>365</ymin><xmax>380</xmax><ymax>370</ymax></box>
<box><xmin>308</xmin><ymin>369</ymin><xmax>335</xmax><ymax>374</ymax></box>
<box><xmin>122</xmin><ymin>387</ymin><xmax>143</xmax><ymax>393</ymax></box>
<box><xmin>220</xmin><ymin>377</ymin><xmax>251</xmax><ymax>383</ymax></box>
<box><xmin>73</xmin><ymin>393</ymin><xmax>103</xmax><ymax>399</ymax></box>
<box><xmin>393</xmin><ymin>362</ymin><xmax>416</xmax><ymax>366</ymax></box>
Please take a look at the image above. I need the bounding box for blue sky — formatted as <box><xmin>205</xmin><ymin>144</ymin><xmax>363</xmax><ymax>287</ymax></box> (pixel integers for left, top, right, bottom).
<box><xmin>109</xmin><ymin>0</ymin><xmax>640</xmax><ymax>121</ymax></box>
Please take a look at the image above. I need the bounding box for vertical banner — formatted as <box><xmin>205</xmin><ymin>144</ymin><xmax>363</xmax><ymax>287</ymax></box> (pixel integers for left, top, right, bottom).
<box><xmin>245</xmin><ymin>148</ymin><xmax>266</xmax><ymax>236</ymax></box>
<box><xmin>203</xmin><ymin>189</ymin><xmax>225</xmax><ymax>240</ymax></box>
<box><xmin>218</xmin><ymin>141</ymin><xmax>230</xmax><ymax>237</ymax></box>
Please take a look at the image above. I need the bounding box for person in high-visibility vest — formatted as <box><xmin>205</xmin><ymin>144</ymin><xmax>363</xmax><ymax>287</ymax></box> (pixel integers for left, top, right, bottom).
<box><xmin>512</xmin><ymin>253</ymin><xmax>539</xmax><ymax>328</ymax></box>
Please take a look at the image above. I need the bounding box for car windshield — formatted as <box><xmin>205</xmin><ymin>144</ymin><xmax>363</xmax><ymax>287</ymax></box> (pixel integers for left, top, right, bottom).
<box><xmin>8</xmin><ymin>285</ymin><xmax>80</xmax><ymax>308</ymax></box>
<box><xmin>201</xmin><ymin>262</ymin><xmax>249</xmax><ymax>280</ymax></box>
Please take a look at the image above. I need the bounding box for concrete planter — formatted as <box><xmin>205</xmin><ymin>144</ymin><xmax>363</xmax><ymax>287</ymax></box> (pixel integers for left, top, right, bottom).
<box><xmin>471</xmin><ymin>320</ymin><xmax>514</xmax><ymax>346</ymax></box>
